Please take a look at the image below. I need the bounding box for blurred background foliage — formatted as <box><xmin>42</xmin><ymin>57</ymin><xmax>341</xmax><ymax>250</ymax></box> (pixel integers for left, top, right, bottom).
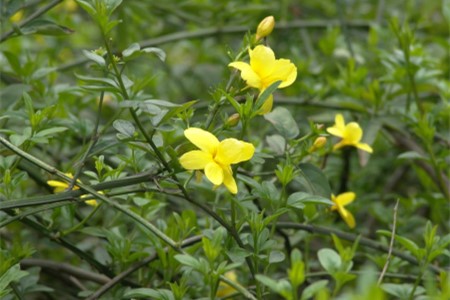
<box><xmin>0</xmin><ymin>0</ymin><xmax>449</xmax><ymax>299</ymax></box>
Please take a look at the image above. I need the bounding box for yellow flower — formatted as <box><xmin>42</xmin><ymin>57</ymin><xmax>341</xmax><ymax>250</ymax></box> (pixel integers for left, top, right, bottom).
<box><xmin>309</xmin><ymin>136</ymin><xmax>327</xmax><ymax>152</ymax></box>
<box><xmin>331</xmin><ymin>192</ymin><xmax>356</xmax><ymax>229</ymax></box>
<box><xmin>326</xmin><ymin>114</ymin><xmax>373</xmax><ymax>153</ymax></box>
<box><xmin>228</xmin><ymin>45</ymin><xmax>297</xmax><ymax>114</ymax></box>
<box><xmin>216</xmin><ymin>271</ymin><xmax>238</xmax><ymax>298</ymax></box>
<box><xmin>179</xmin><ymin>128</ymin><xmax>255</xmax><ymax>194</ymax></box>
<box><xmin>47</xmin><ymin>173</ymin><xmax>98</xmax><ymax>207</ymax></box>
<box><xmin>255</xmin><ymin>16</ymin><xmax>275</xmax><ymax>41</ymax></box>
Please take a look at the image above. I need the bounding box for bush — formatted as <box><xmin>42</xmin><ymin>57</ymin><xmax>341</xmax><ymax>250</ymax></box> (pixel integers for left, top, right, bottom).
<box><xmin>0</xmin><ymin>0</ymin><xmax>449</xmax><ymax>299</ymax></box>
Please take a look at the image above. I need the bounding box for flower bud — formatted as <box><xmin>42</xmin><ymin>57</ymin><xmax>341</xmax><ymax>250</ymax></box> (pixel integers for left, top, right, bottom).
<box><xmin>255</xmin><ymin>16</ymin><xmax>275</xmax><ymax>41</ymax></box>
<box><xmin>309</xmin><ymin>136</ymin><xmax>327</xmax><ymax>152</ymax></box>
<box><xmin>225</xmin><ymin>113</ymin><xmax>240</xmax><ymax>127</ymax></box>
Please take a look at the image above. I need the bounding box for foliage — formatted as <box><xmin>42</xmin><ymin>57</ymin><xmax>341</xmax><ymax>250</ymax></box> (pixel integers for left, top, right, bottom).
<box><xmin>0</xmin><ymin>0</ymin><xmax>449</xmax><ymax>299</ymax></box>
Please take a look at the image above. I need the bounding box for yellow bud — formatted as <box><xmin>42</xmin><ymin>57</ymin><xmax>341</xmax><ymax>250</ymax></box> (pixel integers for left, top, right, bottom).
<box><xmin>256</xmin><ymin>16</ymin><xmax>275</xmax><ymax>41</ymax></box>
<box><xmin>225</xmin><ymin>113</ymin><xmax>240</xmax><ymax>127</ymax></box>
<box><xmin>10</xmin><ymin>10</ymin><xmax>24</xmax><ymax>23</ymax></box>
<box><xmin>309</xmin><ymin>136</ymin><xmax>327</xmax><ymax>152</ymax></box>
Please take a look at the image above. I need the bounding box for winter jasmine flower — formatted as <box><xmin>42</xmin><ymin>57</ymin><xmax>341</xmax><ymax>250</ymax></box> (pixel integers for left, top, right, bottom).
<box><xmin>228</xmin><ymin>45</ymin><xmax>297</xmax><ymax>114</ymax></box>
<box><xmin>47</xmin><ymin>173</ymin><xmax>98</xmax><ymax>207</ymax></box>
<box><xmin>331</xmin><ymin>192</ymin><xmax>356</xmax><ymax>228</ymax></box>
<box><xmin>326</xmin><ymin>114</ymin><xmax>373</xmax><ymax>153</ymax></box>
<box><xmin>179</xmin><ymin>128</ymin><xmax>254</xmax><ymax>194</ymax></box>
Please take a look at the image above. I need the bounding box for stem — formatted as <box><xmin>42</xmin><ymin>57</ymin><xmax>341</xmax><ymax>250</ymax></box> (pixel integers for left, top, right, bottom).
<box><xmin>378</xmin><ymin>199</ymin><xmax>400</xmax><ymax>284</ymax></box>
<box><xmin>61</xmin><ymin>203</ymin><xmax>103</xmax><ymax>236</ymax></box>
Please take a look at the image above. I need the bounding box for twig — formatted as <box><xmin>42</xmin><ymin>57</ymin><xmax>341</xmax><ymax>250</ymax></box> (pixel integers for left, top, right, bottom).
<box><xmin>0</xmin><ymin>0</ymin><xmax>64</xmax><ymax>43</ymax></box>
<box><xmin>20</xmin><ymin>258</ymin><xmax>111</xmax><ymax>284</ymax></box>
<box><xmin>378</xmin><ymin>199</ymin><xmax>400</xmax><ymax>284</ymax></box>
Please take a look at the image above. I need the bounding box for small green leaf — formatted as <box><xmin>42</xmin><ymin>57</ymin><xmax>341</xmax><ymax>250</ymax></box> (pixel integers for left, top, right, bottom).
<box><xmin>123</xmin><ymin>288</ymin><xmax>174</xmax><ymax>299</ymax></box>
<box><xmin>122</xmin><ymin>43</ymin><xmax>141</xmax><ymax>58</ymax></box>
<box><xmin>142</xmin><ymin>47</ymin><xmax>166</xmax><ymax>61</ymax></box>
<box><xmin>0</xmin><ymin>264</ymin><xmax>29</xmax><ymax>293</ymax></box>
<box><xmin>269</xmin><ymin>250</ymin><xmax>285</xmax><ymax>263</ymax></box>
<box><xmin>301</xmin><ymin>280</ymin><xmax>329</xmax><ymax>300</ymax></box>
<box><xmin>113</xmin><ymin>119</ymin><xmax>135</xmax><ymax>137</ymax></box>
<box><xmin>255</xmin><ymin>80</ymin><xmax>282</xmax><ymax>110</ymax></box>
<box><xmin>318</xmin><ymin>248</ymin><xmax>341</xmax><ymax>274</ymax></box>
<box><xmin>264</xmin><ymin>106</ymin><xmax>299</xmax><ymax>139</ymax></box>
<box><xmin>287</xmin><ymin>192</ymin><xmax>333</xmax><ymax>209</ymax></box>
<box><xmin>20</xmin><ymin>19</ymin><xmax>74</xmax><ymax>36</ymax></box>
<box><xmin>82</xmin><ymin>50</ymin><xmax>105</xmax><ymax>66</ymax></box>
<box><xmin>296</xmin><ymin>163</ymin><xmax>332</xmax><ymax>198</ymax></box>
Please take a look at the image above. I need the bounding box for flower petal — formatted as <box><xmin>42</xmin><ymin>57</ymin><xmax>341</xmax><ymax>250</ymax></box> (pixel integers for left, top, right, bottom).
<box><xmin>84</xmin><ymin>199</ymin><xmax>99</xmax><ymax>207</ymax></box>
<box><xmin>356</xmin><ymin>142</ymin><xmax>373</xmax><ymax>153</ymax></box>
<box><xmin>335</xmin><ymin>192</ymin><xmax>356</xmax><ymax>206</ymax></box>
<box><xmin>184</xmin><ymin>127</ymin><xmax>219</xmax><ymax>154</ymax></box>
<box><xmin>344</xmin><ymin>122</ymin><xmax>363</xmax><ymax>143</ymax></box>
<box><xmin>228</xmin><ymin>61</ymin><xmax>261</xmax><ymax>89</ymax></box>
<box><xmin>204</xmin><ymin>162</ymin><xmax>224</xmax><ymax>185</ymax></box>
<box><xmin>262</xmin><ymin>59</ymin><xmax>297</xmax><ymax>89</ymax></box>
<box><xmin>223</xmin><ymin>166</ymin><xmax>238</xmax><ymax>194</ymax></box>
<box><xmin>179</xmin><ymin>150</ymin><xmax>213</xmax><ymax>170</ymax></box>
<box><xmin>47</xmin><ymin>180</ymin><xmax>69</xmax><ymax>189</ymax></box>
<box><xmin>215</xmin><ymin>139</ymin><xmax>255</xmax><ymax>165</ymax></box>
<box><xmin>250</xmin><ymin>45</ymin><xmax>276</xmax><ymax>80</ymax></box>
<box><xmin>339</xmin><ymin>207</ymin><xmax>356</xmax><ymax>229</ymax></box>
<box><xmin>327</xmin><ymin>126</ymin><xmax>344</xmax><ymax>138</ymax></box>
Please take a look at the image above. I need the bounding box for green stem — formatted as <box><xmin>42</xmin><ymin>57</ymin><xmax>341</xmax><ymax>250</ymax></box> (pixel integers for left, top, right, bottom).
<box><xmin>61</xmin><ymin>203</ymin><xmax>103</xmax><ymax>236</ymax></box>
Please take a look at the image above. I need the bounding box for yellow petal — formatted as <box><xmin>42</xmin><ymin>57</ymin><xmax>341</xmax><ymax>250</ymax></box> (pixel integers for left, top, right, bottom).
<box><xmin>215</xmin><ymin>139</ymin><xmax>255</xmax><ymax>165</ymax></box>
<box><xmin>222</xmin><ymin>166</ymin><xmax>238</xmax><ymax>194</ymax></box>
<box><xmin>335</xmin><ymin>114</ymin><xmax>346</xmax><ymax>130</ymax></box>
<box><xmin>84</xmin><ymin>199</ymin><xmax>98</xmax><ymax>207</ymax></box>
<box><xmin>204</xmin><ymin>162</ymin><xmax>224</xmax><ymax>185</ymax></box>
<box><xmin>356</xmin><ymin>142</ymin><xmax>373</xmax><ymax>153</ymax></box>
<box><xmin>344</xmin><ymin>122</ymin><xmax>363</xmax><ymax>143</ymax></box>
<box><xmin>257</xmin><ymin>94</ymin><xmax>273</xmax><ymax>115</ymax></box>
<box><xmin>335</xmin><ymin>192</ymin><xmax>356</xmax><ymax>206</ymax></box>
<box><xmin>47</xmin><ymin>180</ymin><xmax>69</xmax><ymax>189</ymax></box>
<box><xmin>262</xmin><ymin>58</ymin><xmax>297</xmax><ymax>89</ymax></box>
<box><xmin>250</xmin><ymin>45</ymin><xmax>276</xmax><ymax>79</ymax></box>
<box><xmin>228</xmin><ymin>61</ymin><xmax>261</xmax><ymax>89</ymax></box>
<box><xmin>184</xmin><ymin>128</ymin><xmax>219</xmax><ymax>154</ymax></box>
<box><xmin>339</xmin><ymin>207</ymin><xmax>356</xmax><ymax>229</ymax></box>
<box><xmin>327</xmin><ymin>126</ymin><xmax>344</xmax><ymax>138</ymax></box>
<box><xmin>179</xmin><ymin>150</ymin><xmax>213</xmax><ymax>170</ymax></box>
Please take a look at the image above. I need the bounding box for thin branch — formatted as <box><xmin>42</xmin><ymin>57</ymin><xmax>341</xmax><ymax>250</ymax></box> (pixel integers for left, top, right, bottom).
<box><xmin>56</xmin><ymin>20</ymin><xmax>371</xmax><ymax>71</ymax></box>
<box><xmin>20</xmin><ymin>258</ymin><xmax>111</xmax><ymax>284</ymax></box>
<box><xmin>0</xmin><ymin>0</ymin><xmax>64</xmax><ymax>43</ymax></box>
<box><xmin>378</xmin><ymin>199</ymin><xmax>400</xmax><ymax>284</ymax></box>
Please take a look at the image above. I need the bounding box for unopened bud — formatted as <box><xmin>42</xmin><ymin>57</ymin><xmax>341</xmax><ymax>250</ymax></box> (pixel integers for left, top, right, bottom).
<box><xmin>226</xmin><ymin>113</ymin><xmax>240</xmax><ymax>127</ymax></box>
<box><xmin>255</xmin><ymin>16</ymin><xmax>275</xmax><ymax>41</ymax></box>
<box><xmin>309</xmin><ymin>136</ymin><xmax>327</xmax><ymax>152</ymax></box>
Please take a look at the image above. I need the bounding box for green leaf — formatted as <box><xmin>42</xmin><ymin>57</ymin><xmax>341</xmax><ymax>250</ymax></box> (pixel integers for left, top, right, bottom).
<box><xmin>397</xmin><ymin>151</ymin><xmax>429</xmax><ymax>161</ymax></box>
<box><xmin>376</xmin><ymin>230</ymin><xmax>420</xmax><ymax>258</ymax></box>
<box><xmin>0</xmin><ymin>264</ymin><xmax>29</xmax><ymax>294</ymax></box>
<box><xmin>381</xmin><ymin>283</ymin><xmax>425</xmax><ymax>298</ymax></box>
<box><xmin>122</xmin><ymin>43</ymin><xmax>141</xmax><ymax>58</ymax></box>
<box><xmin>264</xmin><ymin>106</ymin><xmax>299</xmax><ymax>139</ymax></box>
<box><xmin>255</xmin><ymin>274</ymin><xmax>291</xmax><ymax>295</ymax></box>
<box><xmin>35</xmin><ymin>127</ymin><xmax>68</xmax><ymax>138</ymax></box>
<box><xmin>287</xmin><ymin>192</ymin><xmax>333</xmax><ymax>209</ymax></box>
<box><xmin>269</xmin><ymin>250</ymin><xmax>286</xmax><ymax>263</ymax></box>
<box><xmin>318</xmin><ymin>248</ymin><xmax>341</xmax><ymax>274</ymax></box>
<box><xmin>296</xmin><ymin>163</ymin><xmax>332</xmax><ymax>198</ymax></box>
<box><xmin>300</xmin><ymin>280</ymin><xmax>329</xmax><ymax>300</ymax></box>
<box><xmin>123</xmin><ymin>288</ymin><xmax>174</xmax><ymax>300</ymax></box>
<box><xmin>174</xmin><ymin>254</ymin><xmax>201</xmax><ymax>270</ymax></box>
<box><xmin>266</xmin><ymin>134</ymin><xmax>285</xmax><ymax>155</ymax></box>
<box><xmin>20</xmin><ymin>19</ymin><xmax>74</xmax><ymax>36</ymax></box>
<box><xmin>82</xmin><ymin>50</ymin><xmax>105</xmax><ymax>66</ymax></box>
<box><xmin>142</xmin><ymin>47</ymin><xmax>166</xmax><ymax>62</ymax></box>
<box><xmin>113</xmin><ymin>119</ymin><xmax>135</xmax><ymax>137</ymax></box>
<box><xmin>255</xmin><ymin>80</ymin><xmax>282</xmax><ymax>110</ymax></box>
